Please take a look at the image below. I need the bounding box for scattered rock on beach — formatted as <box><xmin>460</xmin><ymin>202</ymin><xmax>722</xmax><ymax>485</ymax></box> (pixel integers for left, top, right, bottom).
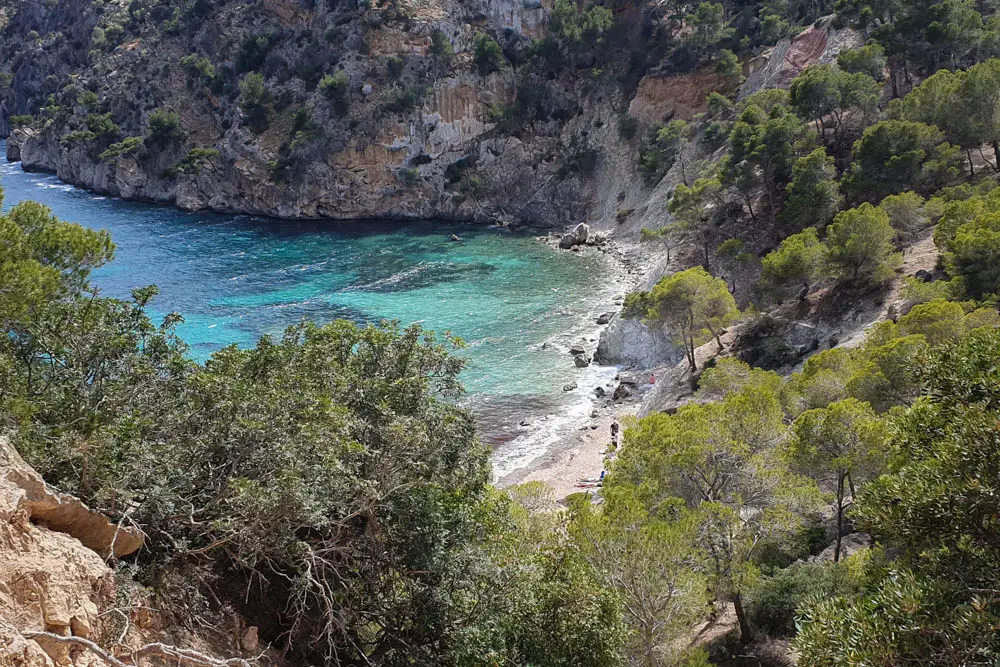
<box><xmin>612</xmin><ymin>384</ymin><xmax>632</xmax><ymax>401</ymax></box>
<box><xmin>563</xmin><ymin>382</ymin><xmax>578</xmax><ymax>392</ymax></box>
<box><xmin>573</xmin><ymin>353</ymin><xmax>591</xmax><ymax>368</ymax></box>
<box><xmin>596</xmin><ymin>312</ymin><xmax>614</xmax><ymax>325</ymax></box>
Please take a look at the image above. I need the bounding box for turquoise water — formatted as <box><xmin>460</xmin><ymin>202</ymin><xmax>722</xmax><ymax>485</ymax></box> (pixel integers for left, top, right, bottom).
<box><xmin>0</xmin><ymin>149</ymin><xmax>620</xmax><ymax>476</ymax></box>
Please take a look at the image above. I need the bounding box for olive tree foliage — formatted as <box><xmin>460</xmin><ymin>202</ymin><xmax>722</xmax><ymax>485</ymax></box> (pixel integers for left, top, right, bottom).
<box><xmin>570</xmin><ymin>491</ymin><xmax>705</xmax><ymax>667</ymax></box>
<box><xmin>795</xmin><ymin>329</ymin><xmax>1000</xmax><ymax>666</ymax></box>
<box><xmin>0</xmin><ymin>191</ymin><xmax>628</xmax><ymax>666</ymax></box>
<box><xmin>451</xmin><ymin>485</ymin><xmax>628</xmax><ymax>667</ymax></box>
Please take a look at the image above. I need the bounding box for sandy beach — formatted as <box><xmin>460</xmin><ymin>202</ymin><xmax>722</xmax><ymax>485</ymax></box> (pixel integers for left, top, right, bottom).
<box><xmin>498</xmin><ymin>408</ymin><xmax>634</xmax><ymax>499</ymax></box>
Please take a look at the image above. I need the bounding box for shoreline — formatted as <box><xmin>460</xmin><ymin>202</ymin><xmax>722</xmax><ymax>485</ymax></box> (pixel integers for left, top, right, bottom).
<box><xmin>495</xmin><ymin>236</ymin><xmax>666</xmax><ymax>499</ymax></box>
<box><xmin>3</xmin><ymin>152</ymin><xmax>663</xmax><ymax>497</ymax></box>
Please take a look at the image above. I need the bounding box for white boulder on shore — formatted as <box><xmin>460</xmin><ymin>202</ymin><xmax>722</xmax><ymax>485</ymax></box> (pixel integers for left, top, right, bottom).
<box><xmin>559</xmin><ymin>223</ymin><xmax>590</xmax><ymax>249</ymax></box>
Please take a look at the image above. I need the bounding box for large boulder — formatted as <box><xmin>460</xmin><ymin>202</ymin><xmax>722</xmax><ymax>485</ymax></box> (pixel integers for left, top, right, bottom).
<box><xmin>612</xmin><ymin>384</ymin><xmax>632</xmax><ymax>401</ymax></box>
<box><xmin>558</xmin><ymin>223</ymin><xmax>590</xmax><ymax>249</ymax></box>
<box><xmin>596</xmin><ymin>317</ymin><xmax>684</xmax><ymax>370</ymax></box>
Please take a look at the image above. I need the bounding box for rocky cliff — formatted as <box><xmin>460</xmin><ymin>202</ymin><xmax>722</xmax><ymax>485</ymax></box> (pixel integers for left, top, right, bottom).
<box><xmin>0</xmin><ymin>0</ymin><xmax>628</xmax><ymax>226</ymax></box>
<box><xmin>0</xmin><ymin>436</ymin><xmax>141</xmax><ymax>666</ymax></box>
<box><xmin>0</xmin><ymin>0</ymin><xmax>863</xmax><ymax>369</ymax></box>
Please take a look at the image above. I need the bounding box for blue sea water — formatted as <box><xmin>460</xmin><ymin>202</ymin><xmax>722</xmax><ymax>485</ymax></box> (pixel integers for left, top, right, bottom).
<box><xmin>0</xmin><ymin>148</ymin><xmax>621</xmax><ymax>476</ymax></box>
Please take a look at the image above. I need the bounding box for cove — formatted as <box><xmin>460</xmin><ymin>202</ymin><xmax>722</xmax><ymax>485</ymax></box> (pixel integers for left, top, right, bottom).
<box><xmin>0</xmin><ymin>148</ymin><xmax>619</xmax><ymax>477</ymax></box>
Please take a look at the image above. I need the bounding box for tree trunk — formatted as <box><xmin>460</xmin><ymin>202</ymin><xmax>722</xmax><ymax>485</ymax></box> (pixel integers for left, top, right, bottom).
<box><xmin>847</xmin><ymin>470</ymin><xmax>857</xmax><ymax>502</ymax></box>
<box><xmin>967</xmin><ymin>148</ymin><xmax>976</xmax><ymax>177</ymax></box>
<box><xmin>733</xmin><ymin>591</ymin><xmax>754</xmax><ymax>644</ymax></box>
<box><xmin>992</xmin><ymin>140</ymin><xmax>1000</xmax><ymax>171</ymax></box>
<box><xmin>708</xmin><ymin>324</ymin><xmax>724</xmax><ymax>352</ymax></box>
<box><xmin>835</xmin><ymin>471</ymin><xmax>845</xmax><ymax>563</ymax></box>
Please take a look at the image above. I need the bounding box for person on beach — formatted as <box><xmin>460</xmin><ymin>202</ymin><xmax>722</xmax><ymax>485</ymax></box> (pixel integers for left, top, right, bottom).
<box><xmin>609</xmin><ymin>421</ymin><xmax>620</xmax><ymax>450</ymax></box>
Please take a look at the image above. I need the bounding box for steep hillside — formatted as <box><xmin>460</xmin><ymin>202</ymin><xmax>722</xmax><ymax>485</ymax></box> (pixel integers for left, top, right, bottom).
<box><xmin>0</xmin><ymin>0</ymin><xmax>842</xmax><ymax>227</ymax></box>
<box><xmin>0</xmin><ymin>0</ymin><xmax>623</xmax><ymax>224</ymax></box>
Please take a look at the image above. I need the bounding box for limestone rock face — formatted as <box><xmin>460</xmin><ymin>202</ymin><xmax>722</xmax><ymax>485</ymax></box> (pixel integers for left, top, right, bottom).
<box><xmin>0</xmin><ymin>439</ymin><xmax>143</xmax><ymax>560</ymax></box>
<box><xmin>0</xmin><ymin>0</ymin><xmax>595</xmax><ymax>227</ymax></box>
<box><xmin>0</xmin><ymin>437</ymin><xmax>125</xmax><ymax>667</ymax></box>
<box><xmin>595</xmin><ymin>316</ymin><xmax>683</xmax><ymax>370</ymax></box>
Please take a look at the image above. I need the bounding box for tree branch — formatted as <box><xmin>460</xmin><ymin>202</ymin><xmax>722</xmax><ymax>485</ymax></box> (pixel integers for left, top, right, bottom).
<box><xmin>23</xmin><ymin>632</ymin><xmax>254</xmax><ymax>667</ymax></box>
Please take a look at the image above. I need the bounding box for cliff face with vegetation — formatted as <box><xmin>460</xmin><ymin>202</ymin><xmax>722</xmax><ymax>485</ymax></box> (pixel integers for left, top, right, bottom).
<box><xmin>11</xmin><ymin>0</ymin><xmax>1000</xmax><ymax>665</ymax></box>
<box><xmin>0</xmin><ymin>0</ymin><xmax>618</xmax><ymax>224</ymax></box>
<box><xmin>0</xmin><ymin>0</ymin><xmax>853</xmax><ymax>228</ymax></box>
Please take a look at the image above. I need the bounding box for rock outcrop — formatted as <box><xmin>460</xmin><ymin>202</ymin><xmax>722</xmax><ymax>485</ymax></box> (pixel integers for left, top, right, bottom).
<box><xmin>595</xmin><ymin>315</ymin><xmax>683</xmax><ymax>370</ymax></box>
<box><xmin>0</xmin><ymin>437</ymin><xmax>134</xmax><ymax>667</ymax></box>
<box><xmin>0</xmin><ymin>439</ymin><xmax>143</xmax><ymax>560</ymax></box>
<box><xmin>0</xmin><ymin>0</ymin><xmax>601</xmax><ymax>227</ymax></box>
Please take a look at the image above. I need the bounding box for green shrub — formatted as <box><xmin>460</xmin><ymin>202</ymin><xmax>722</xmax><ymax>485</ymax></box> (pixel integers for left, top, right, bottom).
<box><xmin>239</xmin><ymin>73</ymin><xmax>271</xmax><ymax>132</ymax></box>
<box><xmin>473</xmin><ymin>33</ymin><xmax>505</xmax><ymax>75</ymax></box>
<box><xmin>746</xmin><ymin>562</ymin><xmax>856</xmax><ymax>637</ymax></box>
<box><xmin>430</xmin><ymin>29</ymin><xmax>454</xmax><ymax>62</ymax></box>
<box><xmin>383</xmin><ymin>85</ymin><xmax>427</xmax><ymax>113</ymax></box>
<box><xmin>180</xmin><ymin>54</ymin><xmax>216</xmax><ymax>82</ymax></box>
<box><xmin>146</xmin><ymin>109</ymin><xmax>182</xmax><ymax>147</ymax></box>
<box><xmin>621</xmin><ymin>290</ymin><xmax>652</xmax><ymax>318</ymax></box>
<box><xmin>9</xmin><ymin>115</ymin><xmax>34</xmax><ymax>127</ymax></box>
<box><xmin>486</xmin><ymin>102</ymin><xmax>508</xmax><ymax>124</ymax></box>
<box><xmin>386</xmin><ymin>55</ymin><xmax>404</xmax><ymax>78</ymax></box>
<box><xmin>397</xmin><ymin>167</ymin><xmax>420</xmax><ymax>185</ymax></box>
<box><xmin>168</xmin><ymin>147</ymin><xmax>220</xmax><ymax>176</ymax></box>
<box><xmin>77</xmin><ymin>90</ymin><xmax>100</xmax><ymax>109</ymax></box>
<box><xmin>236</xmin><ymin>33</ymin><xmax>272</xmax><ymax>73</ymax></box>
<box><xmin>86</xmin><ymin>113</ymin><xmax>120</xmax><ymax>144</ymax></box>
<box><xmin>318</xmin><ymin>71</ymin><xmax>350</xmax><ymax>102</ymax></box>
<box><xmin>99</xmin><ymin>136</ymin><xmax>144</xmax><ymax>161</ymax></box>
<box><xmin>61</xmin><ymin>129</ymin><xmax>97</xmax><ymax>146</ymax></box>
<box><xmin>617</xmin><ymin>114</ymin><xmax>637</xmax><ymax>140</ymax></box>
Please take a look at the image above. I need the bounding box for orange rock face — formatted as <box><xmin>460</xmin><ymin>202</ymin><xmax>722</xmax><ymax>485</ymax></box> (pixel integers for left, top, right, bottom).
<box><xmin>628</xmin><ymin>67</ymin><xmax>722</xmax><ymax>124</ymax></box>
